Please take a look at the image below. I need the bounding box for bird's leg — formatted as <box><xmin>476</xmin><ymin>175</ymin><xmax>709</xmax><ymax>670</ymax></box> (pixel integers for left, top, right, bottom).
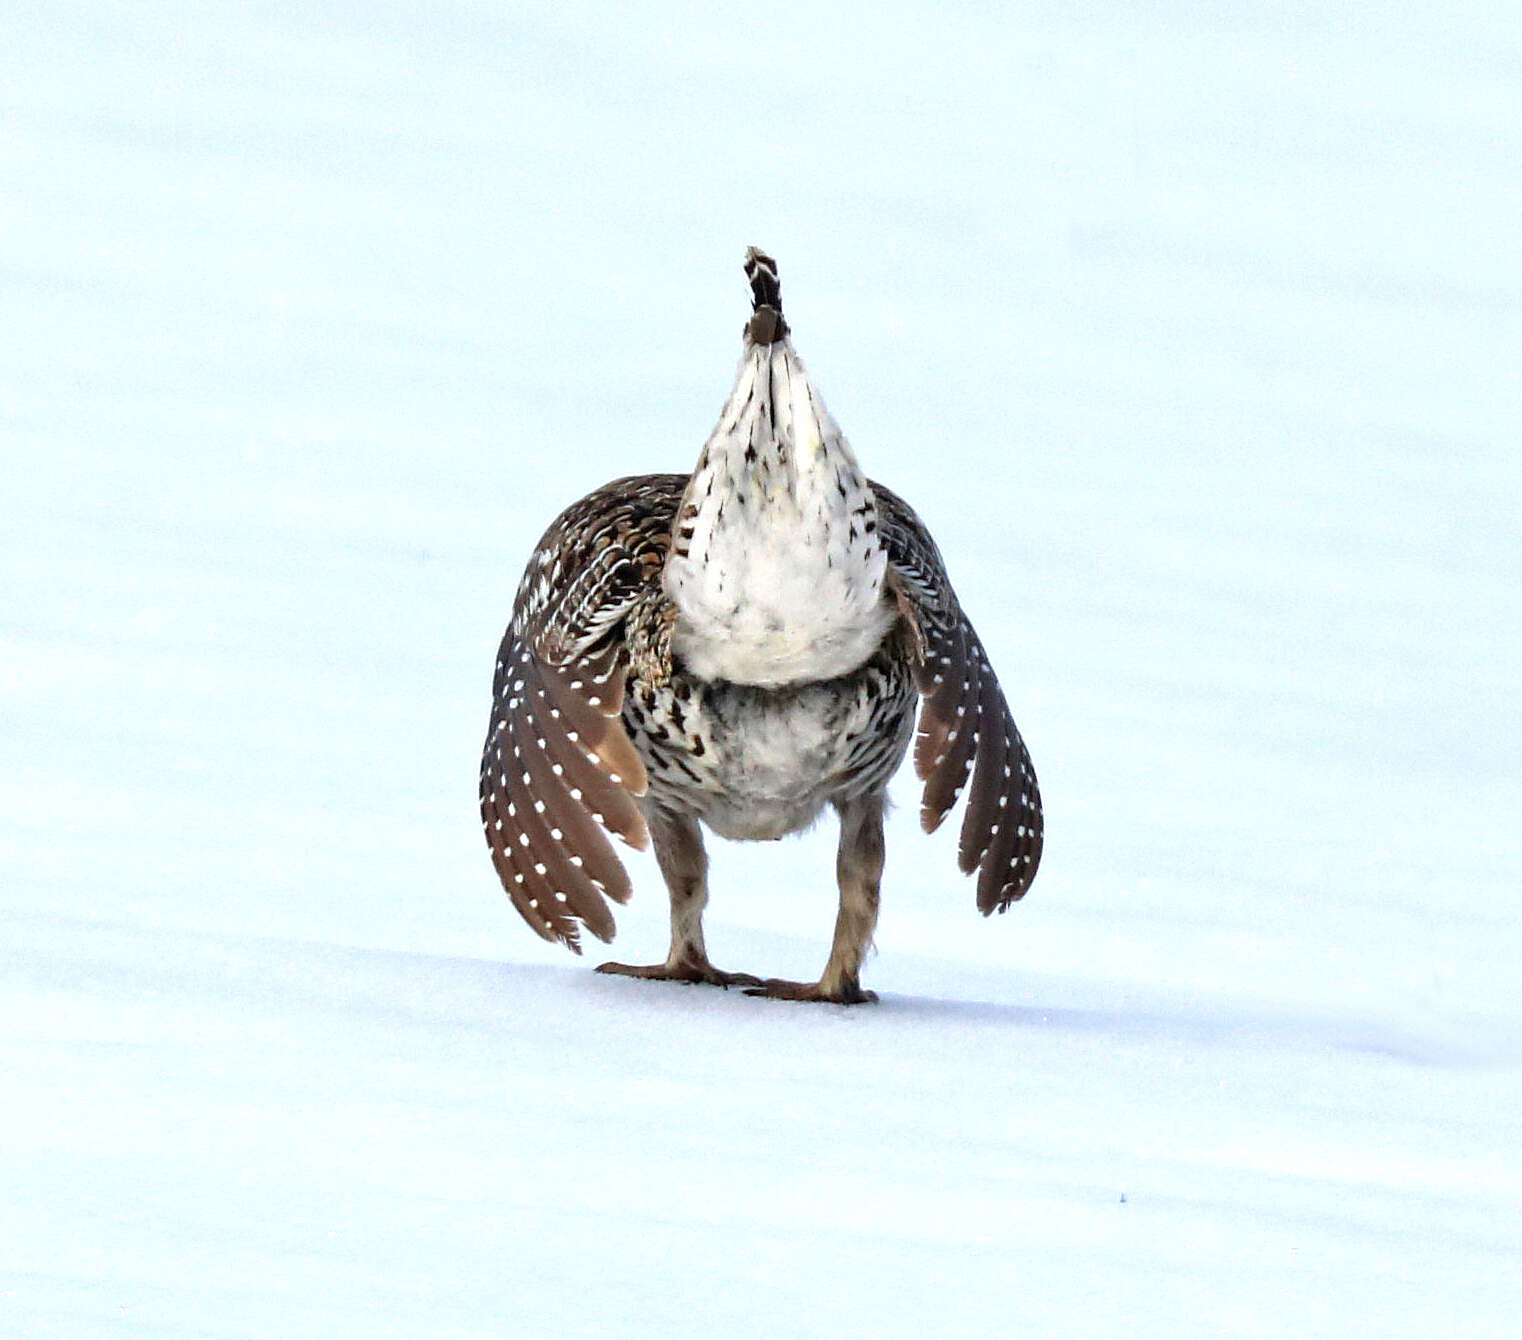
<box><xmin>748</xmin><ymin>791</ymin><xmax>884</xmax><ymax>1005</ymax></box>
<box><xmin>597</xmin><ymin>809</ymin><xmax>760</xmax><ymax>988</ymax></box>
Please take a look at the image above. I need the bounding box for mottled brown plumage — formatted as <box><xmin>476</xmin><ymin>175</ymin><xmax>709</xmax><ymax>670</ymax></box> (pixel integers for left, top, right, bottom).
<box><xmin>480</xmin><ymin>250</ymin><xmax>1042</xmax><ymax>1002</ymax></box>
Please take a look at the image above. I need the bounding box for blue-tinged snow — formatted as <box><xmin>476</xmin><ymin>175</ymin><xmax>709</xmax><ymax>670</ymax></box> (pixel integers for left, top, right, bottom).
<box><xmin>3</xmin><ymin>3</ymin><xmax>1519</xmax><ymax>1336</ymax></box>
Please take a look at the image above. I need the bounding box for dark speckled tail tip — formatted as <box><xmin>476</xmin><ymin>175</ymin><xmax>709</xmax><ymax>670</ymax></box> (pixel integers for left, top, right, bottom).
<box><xmin>744</xmin><ymin>246</ymin><xmax>788</xmax><ymax>344</ymax></box>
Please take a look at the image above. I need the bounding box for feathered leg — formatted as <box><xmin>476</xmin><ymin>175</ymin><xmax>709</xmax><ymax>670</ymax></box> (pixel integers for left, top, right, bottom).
<box><xmin>596</xmin><ymin>809</ymin><xmax>761</xmax><ymax>988</ymax></box>
<box><xmin>748</xmin><ymin>791</ymin><xmax>884</xmax><ymax>1004</ymax></box>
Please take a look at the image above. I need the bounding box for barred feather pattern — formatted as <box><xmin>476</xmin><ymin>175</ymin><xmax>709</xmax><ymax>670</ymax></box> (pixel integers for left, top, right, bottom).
<box><xmin>480</xmin><ymin>473</ymin><xmax>1043</xmax><ymax>949</ymax></box>
<box><xmin>479</xmin><ymin>477</ymin><xmax>672</xmax><ymax>950</ymax></box>
<box><xmin>622</xmin><ymin>628</ymin><xmax>917</xmax><ymax>843</ymax></box>
<box><xmin>872</xmin><ymin>482</ymin><xmax>1044</xmax><ymax>913</ymax></box>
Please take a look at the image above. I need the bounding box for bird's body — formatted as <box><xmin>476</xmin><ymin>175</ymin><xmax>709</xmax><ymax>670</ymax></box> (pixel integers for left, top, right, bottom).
<box><xmin>626</xmin><ymin>507</ymin><xmax>918</xmax><ymax>844</ymax></box>
<box><xmin>480</xmin><ymin>250</ymin><xmax>1042</xmax><ymax>1002</ymax></box>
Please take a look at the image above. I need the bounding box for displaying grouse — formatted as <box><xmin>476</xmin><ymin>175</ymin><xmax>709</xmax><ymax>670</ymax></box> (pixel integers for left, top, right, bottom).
<box><xmin>480</xmin><ymin>248</ymin><xmax>1042</xmax><ymax>1003</ymax></box>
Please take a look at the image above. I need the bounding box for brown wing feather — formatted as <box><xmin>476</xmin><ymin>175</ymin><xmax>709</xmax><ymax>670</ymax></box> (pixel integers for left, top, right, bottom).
<box><xmin>508</xmin><ymin>705</ymin><xmax>632</xmax><ymax>904</ymax></box>
<box><xmin>520</xmin><ymin>651</ymin><xmax>649</xmax><ymax>848</ymax></box>
<box><xmin>912</xmin><ymin>614</ymin><xmax>969</xmax><ymax>786</ymax></box>
<box><xmin>480</xmin><ymin>766</ymin><xmax>561</xmax><ymax>943</ymax></box>
<box><xmin>502</xmin><ymin>706</ymin><xmax>618</xmax><ymax>938</ymax></box>
<box><xmin>873</xmin><ymin>480</ymin><xmax>1044</xmax><ymax>914</ymax></box>
<box><xmin>536</xmin><ymin>654</ymin><xmax>648</xmax><ymax>795</ymax></box>
<box><xmin>479</xmin><ymin>475</ymin><xmax>685</xmax><ymax>951</ymax></box>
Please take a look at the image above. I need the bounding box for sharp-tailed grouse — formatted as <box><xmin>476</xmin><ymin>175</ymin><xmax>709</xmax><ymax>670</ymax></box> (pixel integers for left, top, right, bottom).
<box><xmin>480</xmin><ymin>249</ymin><xmax>1043</xmax><ymax>1003</ymax></box>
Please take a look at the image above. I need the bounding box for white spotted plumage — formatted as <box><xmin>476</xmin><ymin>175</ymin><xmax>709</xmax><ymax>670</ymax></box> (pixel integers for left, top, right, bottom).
<box><xmin>478</xmin><ymin>249</ymin><xmax>1043</xmax><ymax>999</ymax></box>
<box><xmin>665</xmin><ymin>333</ymin><xmax>894</xmax><ymax>689</ymax></box>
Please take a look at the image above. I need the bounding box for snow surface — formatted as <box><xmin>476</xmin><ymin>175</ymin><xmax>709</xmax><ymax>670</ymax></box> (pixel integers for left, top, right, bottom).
<box><xmin>4</xmin><ymin>3</ymin><xmax>1520</xmax><ymax>1336</ymax></box>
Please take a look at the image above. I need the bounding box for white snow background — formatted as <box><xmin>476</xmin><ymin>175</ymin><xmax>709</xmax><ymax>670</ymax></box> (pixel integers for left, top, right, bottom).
<box><xmin>4</xmin><ymin>3</ymin><xmax>1520</xmax><ymax>1336</ymax></box>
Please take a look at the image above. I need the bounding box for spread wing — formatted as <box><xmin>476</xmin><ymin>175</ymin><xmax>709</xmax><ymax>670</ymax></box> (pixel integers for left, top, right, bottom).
<box><xmin>873</xmin><ymin>481</ymin><xmax>1044</xmax><ymax>913</ymax></box>
<box><xmin>479</xmin><ymin>474</ymin><xmax>685</xmax><ymax>951</ymax></box>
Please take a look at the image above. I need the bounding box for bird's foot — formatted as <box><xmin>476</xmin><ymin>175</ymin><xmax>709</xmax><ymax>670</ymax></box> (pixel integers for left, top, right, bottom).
<box><xmin>744</xmin><ymin>977</ymin><xmax>878</xmax><ymax>1005</ymax></box>
<box><xmin>596</xmin><ymin>958</ymin><xmax>762</xmax><ymax>989</ymax></box>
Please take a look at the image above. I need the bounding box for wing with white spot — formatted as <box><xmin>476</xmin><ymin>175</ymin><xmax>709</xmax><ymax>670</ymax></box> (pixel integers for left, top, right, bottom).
<box><xmin>479</xmin><ymin>475</ymin><xmax>685</xmax><ymax>951</ymax></box>
<box><xmin>873</xmin><ymin>481</ymin><xmax>1044</xmax><ymax>913</ymax></box>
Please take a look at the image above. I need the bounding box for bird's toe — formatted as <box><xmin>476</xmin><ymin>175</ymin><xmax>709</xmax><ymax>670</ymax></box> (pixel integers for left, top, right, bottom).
<box><xmin>744</xmin><ymin>978</ymin><xmax>877</xmax><ymax>1005</ymax></box>
<box><xmin>596</xmin><ymin>959</ymin><xmax>761</xmax><ymax>989</ymax></box>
